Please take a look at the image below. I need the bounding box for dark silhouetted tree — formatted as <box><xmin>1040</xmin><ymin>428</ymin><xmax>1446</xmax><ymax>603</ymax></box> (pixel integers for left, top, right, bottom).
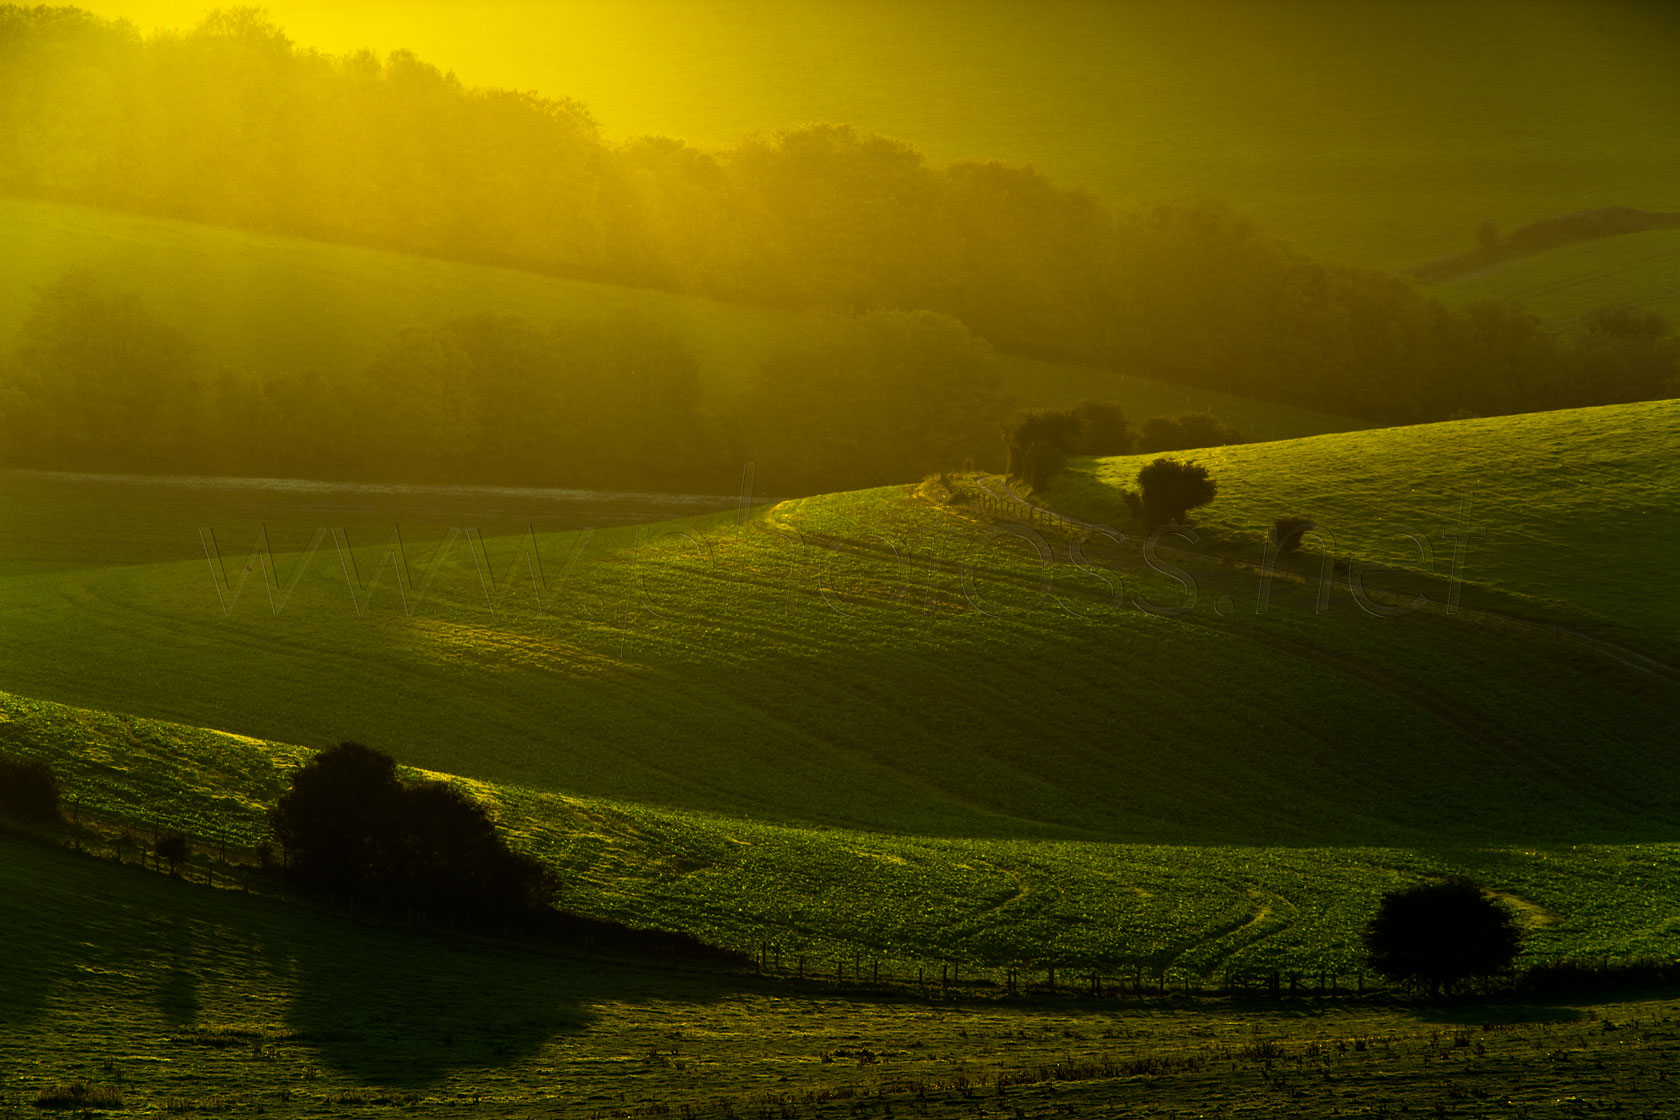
<box><xmin>268</xmin><ymin>741</ymin><xmax>403</xmax><ymax>891</ymax></box>
<box><xmin>1363</xmin><ymin>877</ymin><xmax>1523</xmax><ymax>996</ymax></box>
<box><xmin>1068</xmin><ymin>400</ymin><xmax>1131</xmax><ymax>455</ymax></box>
<box><xmin>1270</xmin><ymin>516</ymin><xmax>1315</xmax><ymax>558</ymax></box>
<box><xmin>1004</xmin><ymin>406</ymin><xmax>1080</xmax><ymax>480</ymax></box>
<box><xmin>1016</xmin><ymin>441</ymin><xmax>1067</xmax><ymax>492</ymax></box>
<box><xmin>0</xmin><ymin>756</ymin><xmax>61</xmax><ymax>822</ymax></box>
<box><xmin>269</xmin><ymin>741</ymin><xmax>557</xmax><ymax>918</ymax></box>
<box><xmin>1133</xmin><ymin>458</ymin><xmax>1216</xmax><ymax>528</ymax></box>
<box><xmin>157</xmin><ymin>832</ymin><xmax>190</xmax><ymax>876</ymax></box>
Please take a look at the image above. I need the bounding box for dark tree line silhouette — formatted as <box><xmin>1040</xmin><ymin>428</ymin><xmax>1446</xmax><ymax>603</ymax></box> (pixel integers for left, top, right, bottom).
<box><xmin>2</xmin><ymin>6</ymin><xmax>1676</xmax><ymax>436</ymax></box>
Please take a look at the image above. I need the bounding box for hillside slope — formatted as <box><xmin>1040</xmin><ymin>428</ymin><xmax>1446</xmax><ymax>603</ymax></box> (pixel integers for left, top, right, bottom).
<box><xmin>6</xmin><ymin>684</ymin><xmax>1680</xmax><ymax>978</ymax></box>
<box><xmin>1046</xmin><ymin>399</ymin><xmax>1680</xmax><ymax>653</ymax></box>
<box><xmin>1</xmin><ymin>403</ymin><xmax>1676</xmax><ymax>850</ymax></box>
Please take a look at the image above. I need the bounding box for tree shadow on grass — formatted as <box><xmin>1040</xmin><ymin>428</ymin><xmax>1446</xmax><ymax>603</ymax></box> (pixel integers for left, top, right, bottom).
<box><xmin>281</xmin><ymin>913</ymin><xmax>734</xmax><ymax>1088</ymax></box>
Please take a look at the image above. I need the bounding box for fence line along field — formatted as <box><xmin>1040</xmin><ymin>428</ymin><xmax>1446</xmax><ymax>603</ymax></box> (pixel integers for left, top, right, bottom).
<box><xmin>7</xmin><ymin>684</ymin><xmax>1680</xmax><ymax>989</ymax></box>
<box><xmin>8</xmin><ymin>834</ymin><xmax>1680</xmax><ymax>1119</ymax></box>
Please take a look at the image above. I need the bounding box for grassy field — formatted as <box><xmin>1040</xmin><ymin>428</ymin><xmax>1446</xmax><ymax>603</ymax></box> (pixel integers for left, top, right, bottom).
<box><xmin>0</xmin><ymin>196</ymin><xmax>1361</xmax><ymax>443</ymax></box>
<box><xmin>1</xmin><ymin>403</ymin><xmax>1675</xmax><ymax>843</ymax></box>
<box><xmin>1045</xmin><ymin>399</ymin><xmax>1680</xmax><ymax>653</ymax></box>
<box><xmin>6</xmin><ymin>683</ymin><xmax>1680</xmax><ymax>980</ymax></box>
<box><xmin>6</xmin><ymin>833</ymin><xmax>1680</xmax><ymax>1119</ymax></box>
<box><xmin>1427</xmin><ymin>229</ymin><xmax>1680</xmax><ymax>334</ymax></box>
<box><xmin>2</xmin><ymin>400</ymin><xmax>1678</xmax><ymax>976</ymax></box>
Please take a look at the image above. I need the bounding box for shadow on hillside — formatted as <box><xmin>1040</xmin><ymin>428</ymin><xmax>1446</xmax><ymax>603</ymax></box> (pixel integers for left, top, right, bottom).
<box><xmin>281</xmin><ymin>916</ymin><xmax>732</xmax><ymax>1087</ymax></box>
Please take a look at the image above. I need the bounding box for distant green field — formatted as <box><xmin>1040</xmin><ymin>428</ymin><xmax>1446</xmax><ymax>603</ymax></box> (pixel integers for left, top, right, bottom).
<box><xmin>11</xmin><ymin>835</ymin><xmax>1679</xmax><ymax>1120</ymax></box>
<box><xmin>0</xmin><ymin>196</ymin><xmax>1361</xmax><ymax>443</ymax></box>
<box><xmin>1428</xmin><ymin>229</ymin><xmax>1680</xmax><ymax>332</ymax></box>
<box><xmin>1045</xmin><ymin>399</ymin><xmax>1680</xmax><ymax>653</ymax></box>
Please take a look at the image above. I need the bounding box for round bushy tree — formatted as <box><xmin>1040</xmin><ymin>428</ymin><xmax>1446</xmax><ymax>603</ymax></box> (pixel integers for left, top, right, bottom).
<box><xmin>268</xmin><ymin>741</ymin><xmax>404</xmax><ymax>890</ymax></box>
<box><xmin>1134</xmin><ymin>458</ymin><xmax>1217</xmax><ymax>528</ymax></box>
<box><xmin>0</xmin><ymin>756</ymin><xmax>61</xmax><ymax>822</ymax></box>
<box><xmin>1363</xmin><ymin>877</ymin><xmax>1523</xmax><ymax>996</ymax></box>
<box><xmin>269</xmin><ymin>741</ymin><xmax>557</xmax><ymax>918</ymax></box>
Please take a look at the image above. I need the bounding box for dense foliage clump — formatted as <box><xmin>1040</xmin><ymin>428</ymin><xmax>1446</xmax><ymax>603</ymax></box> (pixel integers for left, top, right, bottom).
<box><xmin>1128</xmin><ymin>459</ymin><xmax>1218</xmax><ymax>529</ymax></box>
<box><xmin>0</xmin><ymin>755</ymin><xmax>60</xmax><ymax>822</ymax></box>
<box><xmin>269</xmin><ymin>741</ymin><xmax>558</xmax><ymax>919</ymax></box>
<box><xmin>1135</xmin><ymin>412</ymin><xmax>1246</xmax><ymax>453</ymax></box>
<box><xmin>1363</xmin><ymin>878</ymin><xmax>1524</xmax><ymax>996</ymax></box>
<box><xmin>1004</xmin><ymin>400</ymin><xmax>1134</xmax><ymax>489</ymax></box>
<box><xmin>739</xmin><ymin>310</ymin><xmax>1007</xmax><ymax>493</ymax></box>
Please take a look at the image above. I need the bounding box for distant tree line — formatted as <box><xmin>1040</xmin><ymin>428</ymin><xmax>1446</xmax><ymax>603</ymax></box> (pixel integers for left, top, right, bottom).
<box><xmin>3</xmin><ymin>7</ymin><xmax>1676</xmax><ymax>429</ymax></box>
<box><xmin>0</xmin><ymin>270</ymin><xmax>717</xmax><ymax>487</ymax></box>
<box><xmin>0</xmin><ymin>271</ymin><xmax>1013</xmax><ymax>492</ymax></box>
<box><xmin>1003</xmin><ymin>402</ymin><xmax>1241</xmax><ymax>491</ymax></box>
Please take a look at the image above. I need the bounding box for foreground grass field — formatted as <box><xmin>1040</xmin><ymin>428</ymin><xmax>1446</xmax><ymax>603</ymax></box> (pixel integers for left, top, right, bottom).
<box><xmin>5</xmin><ymin>834</ymin><xmax>1680</xmax><ymax>1119</ymax></box>
<box><xmin>0</xmin><ymin>196</ymin><xmax>1360</xmax><ymax>443</ymax></box>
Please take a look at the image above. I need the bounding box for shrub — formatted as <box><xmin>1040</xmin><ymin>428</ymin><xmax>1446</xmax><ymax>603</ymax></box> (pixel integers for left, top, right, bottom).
<box><xmin>269</xmin><ymin>741</ymin><xmax>558</xmax><ymax>919</ymax></box>
<box><xmin>157</xmin><ymin>832</ymin><xmax>190</xmax><ymax>875</ymax></box>
<box><xmin>1004</xmin><ymin>407</ymin><xmax>1080</xmax><ymax>477</ymax></box>
<box><xmin>1269</xmin><ymin>516</ymin><xmax>1315</xmax><ymax>557</ymax></box>
<box><xmin>1363</xmin><ymin>877</ymin><xmax>1523</xmax><ymax>996</ymax></box>
<box><xmin>0</xmin><ymin>755</ymin><xmax>61</xmax><ymax>822</ymax></box>
<box><xmin>1134</xmin><ymin>459</ymin><xmax>1217</xmax><ymax>528</ymax></box>
<box><xmin>34</xmin><ymin>1082</ymin><xmax>123</xmax><ymax>1110</ymax></box>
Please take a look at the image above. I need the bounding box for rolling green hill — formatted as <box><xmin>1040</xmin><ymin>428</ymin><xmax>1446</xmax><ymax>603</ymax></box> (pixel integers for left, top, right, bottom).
<box><xmin>0</xmin><ymin>196</ymin><xmax>1361</xmax><ymax>444</ymax></box>
<box><xmin>1427</xmin><ymin>229</ymin><xmax>1680</xmax><ymax>334</ymax></box>
<box><xmin>6</xmin><ymin>683</ymin><xmax>1680</xmax><ymax>982</ymax></box>
<box><xmin>1044</xmin><ymin>399</ymin><xmax>1680</xmax><ymax>653</ymax></box>
<box><xmin>3</xmin><ymin>403</ymin><xmax>1677</xmax><ymax>974</ymax></box>
<box><xmin>1</xmin><ymin>402</ymin><xmax>1677</xmax><ymax>845</ymax></box>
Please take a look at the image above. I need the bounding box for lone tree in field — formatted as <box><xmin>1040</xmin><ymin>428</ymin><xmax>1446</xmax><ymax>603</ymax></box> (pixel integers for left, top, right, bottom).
<box><xmin>1130</xmin><ymin>458</ymin><xmax>1217</xmax><ymax>529</ymax></box>
<box><xmin>268</xmin><ymin>741</ymin><xmax>557</xmax><ymax>919</ymax></box>
<box><xmin>156</xmin><ymin>832</ymin><xmax>190</xmax><ymax>876</ymax></box>
<box><xmin>1363</xmin><ymin>877</ymin><xmax>1523</xmax><ymax>996</ymax></box>
<box><xmin>0</xmin><ymin>755</ymin><xmax>61</xmax><ymax>822</ymax></box>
